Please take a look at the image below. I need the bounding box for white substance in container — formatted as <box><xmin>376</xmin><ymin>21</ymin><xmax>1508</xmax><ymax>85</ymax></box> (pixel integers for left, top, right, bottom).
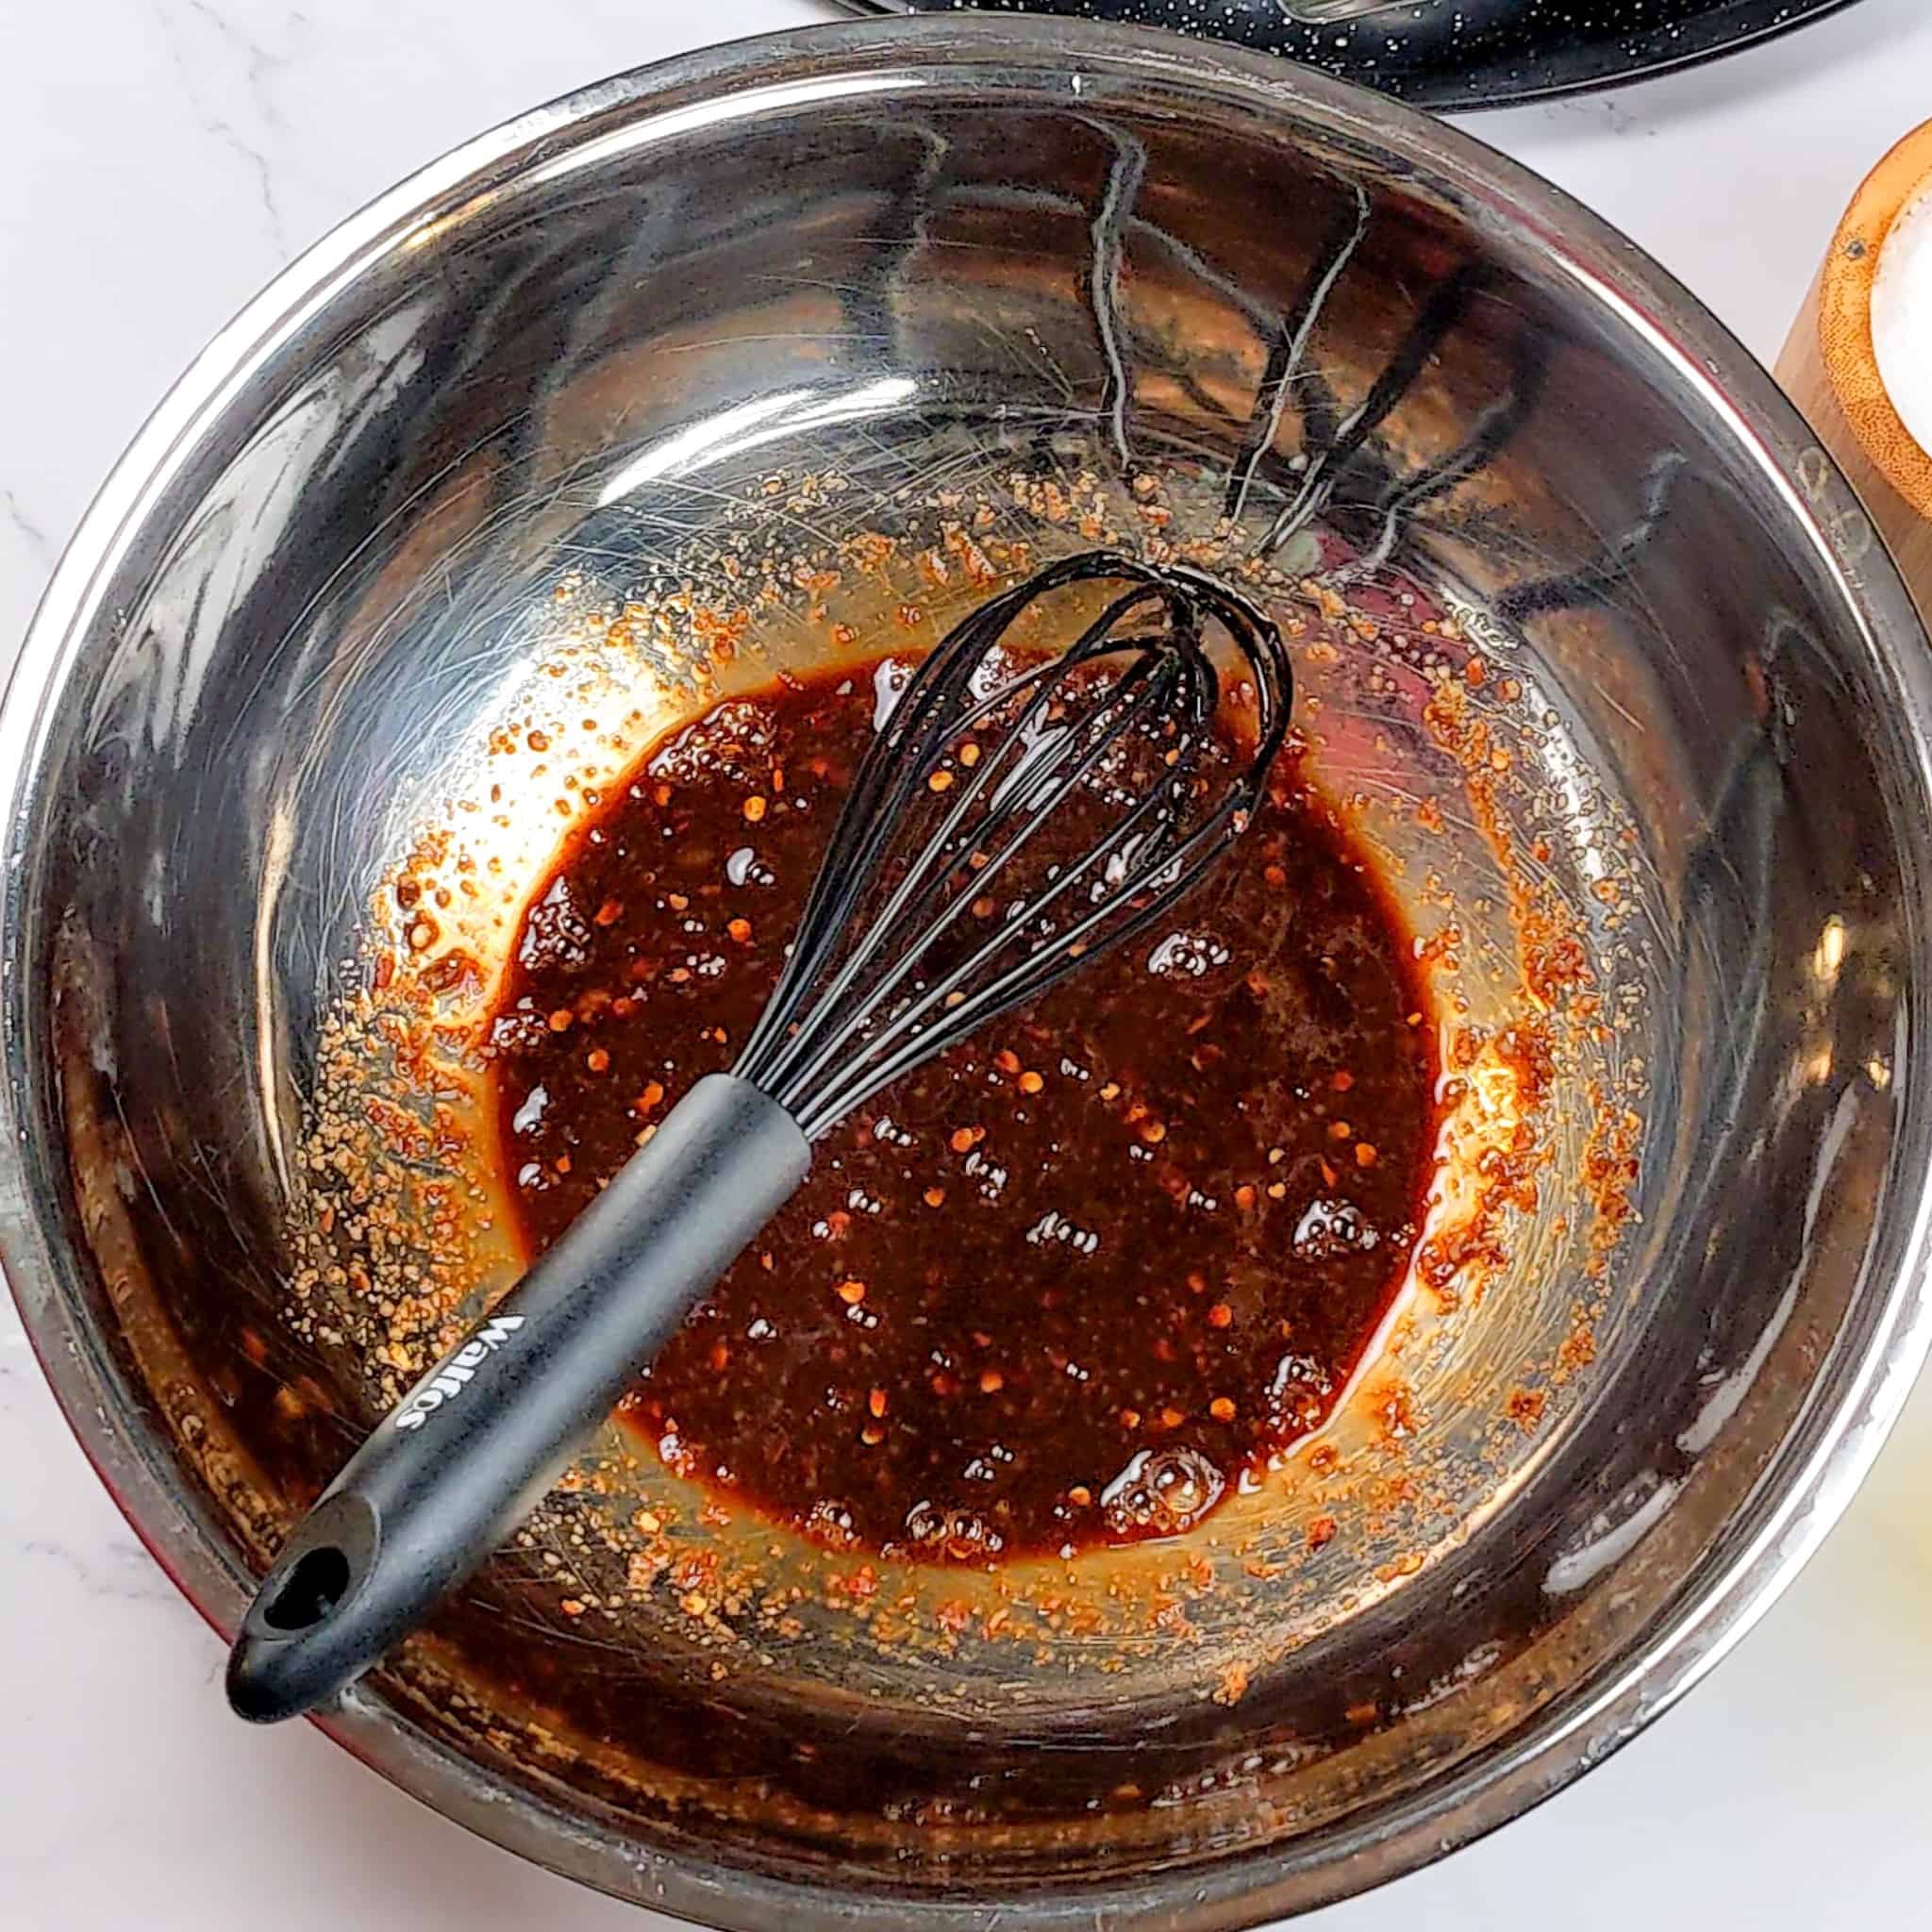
<box><xmin>1873</xmin><ymin>185</ymin><xmax>1932</xmax><ymax>458</ymax></box>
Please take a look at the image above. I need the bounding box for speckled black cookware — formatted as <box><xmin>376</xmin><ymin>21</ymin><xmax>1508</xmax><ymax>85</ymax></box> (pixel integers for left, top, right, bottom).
<box><xmin>836</xmin><ymin>0</ymin><xmax>1863</xmax><ymax>109</ymax></box>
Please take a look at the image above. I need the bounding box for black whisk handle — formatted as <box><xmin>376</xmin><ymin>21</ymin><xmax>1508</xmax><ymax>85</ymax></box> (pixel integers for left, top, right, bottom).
<box><xmin>225</xmin><ymin>1074</ymin><xmax>809</xmax><ymax>1724</ymax></box>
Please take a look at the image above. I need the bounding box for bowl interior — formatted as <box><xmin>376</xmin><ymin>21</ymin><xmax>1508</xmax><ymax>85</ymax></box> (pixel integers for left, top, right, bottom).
<box><xmin>6</xmin><ymin>24</ymin><xmax>1930</xmax><ymax>1929</ymax></box>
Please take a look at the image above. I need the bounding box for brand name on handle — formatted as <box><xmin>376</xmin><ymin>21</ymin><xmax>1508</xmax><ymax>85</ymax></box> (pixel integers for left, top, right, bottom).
<box><xmin>391</xmin><ymin>1316</ymin><xmax>526</xmax><ymax>1432</ymax></box>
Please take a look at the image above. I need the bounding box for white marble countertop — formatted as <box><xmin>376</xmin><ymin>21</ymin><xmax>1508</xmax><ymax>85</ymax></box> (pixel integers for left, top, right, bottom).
<box><xmin>4</xmin><ymin>3</ymin><xmax>1931</xmax><ymax>1927</ymax></box>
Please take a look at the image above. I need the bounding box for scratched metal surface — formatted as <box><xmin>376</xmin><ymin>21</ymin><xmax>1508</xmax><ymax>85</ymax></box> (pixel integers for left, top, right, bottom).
<box><xmin>837</xmin><ymin>0</ymin><xmax>1865</xmax><ymax>108</ymax></box>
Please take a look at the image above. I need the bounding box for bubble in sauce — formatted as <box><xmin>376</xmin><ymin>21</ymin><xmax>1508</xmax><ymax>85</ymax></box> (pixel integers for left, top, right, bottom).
<box><xmin>903</xmin><ymin>1499</ymin><xmax>1008</xmax><ymax>1561</ymax></box>
<box><xmin>1101</xmin><ymin>1445</ymin><xmax>1226</xmax><ymax>1539</ymax></box>
<box><xmin>1292</xmin><ymin>1198</ymin><xmax>1380</xmax><ymax>1261</ymax></box>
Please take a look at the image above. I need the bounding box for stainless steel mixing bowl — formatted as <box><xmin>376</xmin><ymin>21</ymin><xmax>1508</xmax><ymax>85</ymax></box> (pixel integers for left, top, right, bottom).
<box><xmin>5</xmin><ymin>19</ymin><xmax>1931</xmax><ymax>1929</ymax></box>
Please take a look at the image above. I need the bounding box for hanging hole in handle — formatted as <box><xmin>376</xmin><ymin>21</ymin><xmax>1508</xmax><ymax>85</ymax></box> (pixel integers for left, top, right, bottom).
<box><xmin>262</xmin><ymin>1544</ymin><xmax>353</xmax><ymax>1630</ymax></box>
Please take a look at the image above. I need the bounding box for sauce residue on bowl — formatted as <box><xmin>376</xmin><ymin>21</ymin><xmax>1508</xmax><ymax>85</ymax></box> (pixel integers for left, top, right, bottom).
<box><xmin>487</xmin><ymin>658</ymin><xmax>1440</xmax><ymax>1562</ymax></box>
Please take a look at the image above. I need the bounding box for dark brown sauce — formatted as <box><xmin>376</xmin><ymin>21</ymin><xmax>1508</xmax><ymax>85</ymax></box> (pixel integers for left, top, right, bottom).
<box><xmin>489</xmin><ymin>658</ymin><xmax>1439</xmax><ymax>1561</ymax></box>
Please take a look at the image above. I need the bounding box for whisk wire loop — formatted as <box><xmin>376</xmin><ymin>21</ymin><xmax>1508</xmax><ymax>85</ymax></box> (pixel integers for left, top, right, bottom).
<box><xmin>734</xmin><ymin>551</ymin><xmax>1291</xmax><ymax>1140</ymax></box>
<box><xmin>768</xmin><ymin>656</ymin><xmax>1183</xmax><ymax>1112</ymax></box>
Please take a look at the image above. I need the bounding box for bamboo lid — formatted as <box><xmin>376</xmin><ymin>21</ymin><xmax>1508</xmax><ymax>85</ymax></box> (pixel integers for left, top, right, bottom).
<box><xmin>1817</xmin><ymin>119</ymin><xmax>1932</xmax><ymax>522</ymax></box>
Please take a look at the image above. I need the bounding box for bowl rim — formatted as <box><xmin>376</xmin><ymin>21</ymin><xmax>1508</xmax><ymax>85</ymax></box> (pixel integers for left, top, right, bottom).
<box><xmin>5</xmin><ymin>16</ymin><xmax>1932</xmax><ymax>1929</ymax></box>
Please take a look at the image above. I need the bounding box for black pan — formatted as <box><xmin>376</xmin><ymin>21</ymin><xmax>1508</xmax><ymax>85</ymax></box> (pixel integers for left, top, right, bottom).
<box><xmin>835</xmin><ymin>0</ymin><xmax>1864</xmax><ymax>110</ymax></box>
